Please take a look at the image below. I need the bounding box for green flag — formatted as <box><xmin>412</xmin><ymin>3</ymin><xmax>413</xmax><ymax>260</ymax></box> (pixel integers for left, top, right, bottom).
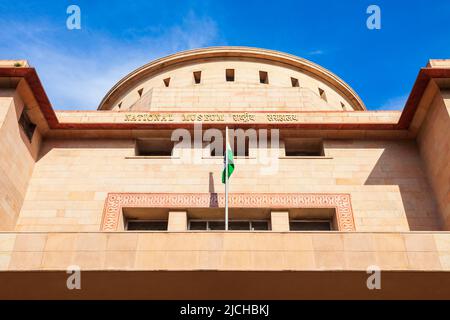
<box><xmin>222</xmin><ymin>141</ymin><xmax>235</xmax><ymax>184</ymax></box>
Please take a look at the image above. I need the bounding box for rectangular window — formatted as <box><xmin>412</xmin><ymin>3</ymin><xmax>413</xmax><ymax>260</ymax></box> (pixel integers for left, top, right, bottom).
<box><xmin>188</xmin><ymin>220</ymin><xmax>269</xmax><ymax>231</ymax></box>
<box><xmin>193</xmin><ymin>71</ymin><xmax>202</xmax><ymax>84</ymax></box>
<box><xmin>259</xmin><ymin>71</ymin><xmax>268</xmax><ymax>84</ymax></box>
<box><xmin>226</xmin><ymin>69</ymin><xmax>235</xmax><ymax>82</ymax></box>
<box><xmin>289</xmin><ymin>220</ymin><xmax>331</xmax><ymax>231</ymax></box>
<box><xmin>127</xmin><ymin>220</ymin><xmax>168</xmax><ymax>231</ymax></box>
<box><xmin>284</xmin><ymin>138</ymin><xmax>324</xmax><ymax>157</ymax></box>
<box><xmin>291</xmin><ymin>77</ymin><xmax>299</xmax><ymax>87</ymax></box>
<box><xmin>135</xmin><ymin>138</ymin><xmax>174</xmax><ymax>156</ymax></box>
<box><xmin>318</xmin><ymin>88</ymin><xmax>327</xmax><ymax>101</ymax></box>
<box><xmin>18</xmin><ymin>109</ymin><xmax>36</xmax><ymax>142</ymax></box>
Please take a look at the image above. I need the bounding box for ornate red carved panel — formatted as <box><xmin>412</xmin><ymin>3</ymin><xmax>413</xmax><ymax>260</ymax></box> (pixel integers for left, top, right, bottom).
<box><xmin>101</xmin><ymin>193</ymin><xmax>355</xmax><ymax>231</ymax></box>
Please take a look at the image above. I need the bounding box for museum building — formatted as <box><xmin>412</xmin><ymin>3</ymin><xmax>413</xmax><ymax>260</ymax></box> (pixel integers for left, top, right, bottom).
<box><xmin>0</xmin><ymin>47</ymin><xmax>449</xmax><ymax>298</ymax></box>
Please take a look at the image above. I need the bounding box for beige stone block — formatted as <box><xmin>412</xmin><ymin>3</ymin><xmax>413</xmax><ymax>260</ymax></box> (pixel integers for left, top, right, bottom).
<box><xmin>223</xmin><ymin>234</ymin><xmax>252</xmax><ymax>251</ymax></box>
<box><xmin>222</xmin><ymin>251</ymin><xmax>252</xmax><ymax>270</ymax></box>
<box><xmin>9</xmin><ymin>252</ymin><xmax>43</xmax><ymax>270</ymax></box>
<box><xmin>283</xmin><ymin>251</ymin><xmax>315</xmax><ymax>270</ymax></box>
<box><xmin>433</xmin><ymin>234</ymin><xmax>450</xmax><ymax>251</ymax></box>
<box><xmin>135</xmin><ymin>251</ymin><xmax>168</xmax><ymax>270</ymax></box>
<box><xmin>438</xmin><ymin>253</ymin><xmax>450</xmax><ymax>270</ymax></box>
<box><xmin>314</xmin><ymin>251</ymin><xmax>345</xmax><ymax>270</ymax></box>
<box><xmin>75</xmin><ymin>233</ymin><xmax>108</xmax><ymax>251</ymax></box>
<box><xmin>165</xmin><ymin>251</ymin><xmax>199</xmax><ymax>270</ymax></box>
<box><xmin>251</xmin><ymin>251</ymin><xmax>285</xmax><ymax>270</ymax></box>
<box><xmin>107</xmin><ymin>233</ymin><xmax>138</xmax><ymax>251</ymax></box>
<box><xmin>197</xmin><ymin>251</ymin><xmax>223</xmax><ymax>269</ymax></box>
<box><xmin>282</xmin><ymin>234</ymin><xmax>314</xmax><ymax>251</ymax></box>
<box><xmin>73</xmin><ymin>251</ymin><xmax>106</xmax><ymax>269</ymax></box>
<box><xmin>404</xmin><ymin>234</ymin><xmax>437</xmax><ymax>252</ymax></box>
<box><xmin>343</xmin><ymin>234</ymin><xmax>374</xmax><ymax>251</ymax></box>
<box><xmin>375</xmin><ymin>252</ymin><xmax>409</xmax><ymax>270</ymax></box>
<box><xmin>105</xmin><ymin>251</ymin><xmax>136</xmax><ymax>270</ymax></box>
<box><xmin>13</xmin><ymin>234</ymin><xmax>47</xmax><ymax>252</ymax></box>
<box><xmin>137</xmin><ymin>233</ymin><xmax>166</xmax><ymax>251</ymax></box>
<box><xmin>344</xmin><ymin>252</ymin><xmax>377</xmax><ymax>270</ymax></box>
<box><xmin>44</xmin><ymin>233</ymin><xmax>76</xmax><ymax>251</ymax></box>
<box><xmin>0</xmin><ymin>253</ymin><xmax>11</xmax><ymax>270</ymax></box>
<box><xmin>0</xmin><ymin>234</ymin><xmax>16</xmax><ymax>251</ymax></box>
<box><xmin>312</xmin><ymin>234</ymin><xmax>344</xmax><ymax>251</ymax></box>
<box><xmin>41</xmin><ymin>251</ymin><xmax>74</xmax><ymax>270</ymax></box>
<box><xmin>407</xmin><ymin>252</ymin><xmax>442</xmax><ymax>270</ymax></box>
<box><xmin>270</xmin><ymin>211</ymin><xmax>289</xmax><ymax>232</ymax></box>
<box><xmin>249</xmin><ymin>233</ymin><xmax>284</xmax><ymax>251</ymax></box>
<box><xmin>167</xmin><ymin>211</ymin><xmax>187</xmax><ymax>231</ymax></box>
<box><xmin>373</xmin><ymin>234</ymin><xmax>406</xmax><ymax>251</ymax></box>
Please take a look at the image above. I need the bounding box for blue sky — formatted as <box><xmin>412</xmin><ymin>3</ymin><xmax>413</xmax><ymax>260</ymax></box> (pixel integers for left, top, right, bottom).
<box><xmin>1</xmin><ymin>0</ymin><xmax>449</xmax><ymax>110</ymax></box>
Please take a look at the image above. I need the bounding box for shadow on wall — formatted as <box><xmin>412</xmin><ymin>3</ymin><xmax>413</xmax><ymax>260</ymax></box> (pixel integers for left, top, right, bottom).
<box><xmin>363</xmin><ymin>141</ymin><xmax>442</xmax><ymax>231</ymax></box>
<box><xmin>37</xmin><ymin>139</ymin><xmax>135</xmax><ymax>161</ymax></box>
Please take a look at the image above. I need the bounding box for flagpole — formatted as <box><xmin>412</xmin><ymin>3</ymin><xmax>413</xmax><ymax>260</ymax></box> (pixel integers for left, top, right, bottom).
<box><xmin>225</xmin><ymin>126</ymin><xmax>229</xmax><ymax>231</ymax></box>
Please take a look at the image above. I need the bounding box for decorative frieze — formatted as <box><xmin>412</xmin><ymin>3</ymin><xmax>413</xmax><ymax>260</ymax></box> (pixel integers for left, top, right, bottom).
<box><xmin>101</xmin><ymin>192</ymin><xmax>355</xmax><ymax>232</ymax></box>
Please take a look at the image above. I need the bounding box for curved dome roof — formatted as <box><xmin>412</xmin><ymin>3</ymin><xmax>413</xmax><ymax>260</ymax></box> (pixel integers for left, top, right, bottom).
<box><xmin>98</xmin><ymin>46</ymin><xmax>366</xmax><ymax>111</ymax></box>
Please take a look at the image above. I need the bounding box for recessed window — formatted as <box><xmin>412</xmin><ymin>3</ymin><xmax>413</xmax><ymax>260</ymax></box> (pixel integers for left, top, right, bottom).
<box><xmin>18</xmin><ymin>109</ymin><xmax>36</xmax><ymax>142</ymax></box>
<box><xmin>232</xmin><ymin>136</ymin><xmax>250</xmax><ymax>157</ymax></box>
<box><xmin>193</xmin><ymin>71</ymin><xmax>202</xmax><ymax>84</ymax></box>
<box><xmin>137</xmin><ymin>88</ymin><xmax>143</xmax><ymax>97</ymax></box>
<box><xmin>259</xmin><ymin>71</ymin><xmax>268</xmax><ymax>84</ymax></box>
<box><xmin>289</xmin><ymin>220</ymin><xmax>331</xmax><ymax>231</ymax></box>
<box><xmin>163</xmin><ymin>77</ymin><xmax>171</xmax><ymax>87</ymax></box>
<box><xmin>117</xmin><ymin>102</ymin><xmax>122</xmax><ymax>109</ymax></box>
<box><xmin>291</xmin><ymin>77</ymin><xmax>299</xmax><ymax>87</ymax></box>
<box><xmin>135</xmin><ymin>138</ymin><xmax>174</xmax><ymax>156</ymax></box>
<box><xmin>340</xmin><ymin>102</ymin><xmax>346</xmax><ymax>110</ymax></box>
<box><xmin>188</xmin><ymin>220</ymin><xmax>269</xmax><ymax>231</ymax></box>
<box><xmin>226</xmin><ymin>69</ymin><xmax>235</xmax><ymax>82</ymax></box>
<box><xmin>284</xmin><ymin>138</ymin><xmax>324</xmax><ymax>157</ymax></box>
<box><xmin>127</xmin><ymin>220</ymin><xmax>168</xmax><ymax>231</ymax></box>
<box><xmin>318</xmin><ymin>88</ymin><xmax>327</xmax><ymax>101</ymax></box>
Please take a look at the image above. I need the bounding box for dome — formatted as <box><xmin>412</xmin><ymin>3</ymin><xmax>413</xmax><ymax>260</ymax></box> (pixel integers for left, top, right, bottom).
<box><xmin>98</xmin><ymin>47</ymin><xmax>366</xmax><ymax>112</ymax></box>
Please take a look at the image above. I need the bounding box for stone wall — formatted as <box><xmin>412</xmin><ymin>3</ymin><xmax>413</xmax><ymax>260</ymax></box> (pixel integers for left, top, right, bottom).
<box><xmin>417</xmin><ymin>89</ymin><xmax>450</xmax><ymax>229</ymax></box>
<box><xmin>0</xmin><ymin>90</ymin><xmax>40</xmax><ymax>230</ymax></box>
<box><xmin>16</xmin><ymin>137</ymin><xmax>440</xmax><ymax>232</ymax></box>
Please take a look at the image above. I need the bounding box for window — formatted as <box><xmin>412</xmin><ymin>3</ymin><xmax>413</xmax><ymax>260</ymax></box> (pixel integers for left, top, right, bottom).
<box><xmin>137</xmin><ymin>88</ymin><xmax>143</xmax><ymax>97</ymax></box>
<box><xmin>340</xmin><ymin>102</ymin><xmax>346</xmax><ymax>110</ymax></box>
<box><xmin>18</xmin><ymin>109</ymin><xmax>36</xmax><ymax>142</ymax></box>
<box><xmin>226</xmin><ymin>69</ymin><xmax>235</xmax><ymax>82</ymax></box>
<box><xmin>259</xmin><ymin>71</ymin><xmax>268</xmax><ymax>84</ymax></box>
<box><xmin>289</xmin><ymin>220</ymin><xmax>332</xmax><ymax>231</ymax></box>
<box><xmin>207</xmin><ymin>136</ymin><xmax>249</xmax><ymax>157</ymax></box>
<box><xmin>291</xmin><ymin>77</ymin><xmax>299</xmax><ymax>87</ymax></box>
<box><xmin>318</xmin><ymin>88</ymin><xmax>327</xmax><ymax>101</ymax></box>
<box><xmin>127</xmin><ymin>220</ymin><xmax>168</xmax><ymax>231</ymax></box>
<box><xmin>135</xmin><ymin>138</ymin><xmax>174</xmax><ymax>156</ymax></box>
<box><xmin>188</xmin><ymin>220</ymin><xmax>269</xmax><ymax>231</ymax></box>
<box><xmin>117</xmin><ymin>102</ymin><xmax>122</xmax><ymax>109</ymax></box>
<box><xmin>284</xmin><ymin>138</ymin><xmax>324</xmax><ymax>157</ymax></box>
<box><xmin>163</xmin><ymin>77</ymin><xmax>171</xmax><ymax>87</ymax></box>
<box><xmin>193</xmin><ymin>71</ymin><xmax>202</xmax><ymax>84</ymax></box>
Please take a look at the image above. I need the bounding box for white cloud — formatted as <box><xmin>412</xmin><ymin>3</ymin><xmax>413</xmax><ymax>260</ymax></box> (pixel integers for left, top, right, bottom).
<box><xmin>379</xmin><ymin>95</ymin><xmax>408</xmax><ymax>110</ymax></box>
<box><xmin>307</xmin><ymin>50</ymin><xmax>325</xmax><ymax>56</ymax></box>
<box><xmin>0</xmin><ymin>13</ymin><xmax>220</xmax><ymax>109</ymax></box>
